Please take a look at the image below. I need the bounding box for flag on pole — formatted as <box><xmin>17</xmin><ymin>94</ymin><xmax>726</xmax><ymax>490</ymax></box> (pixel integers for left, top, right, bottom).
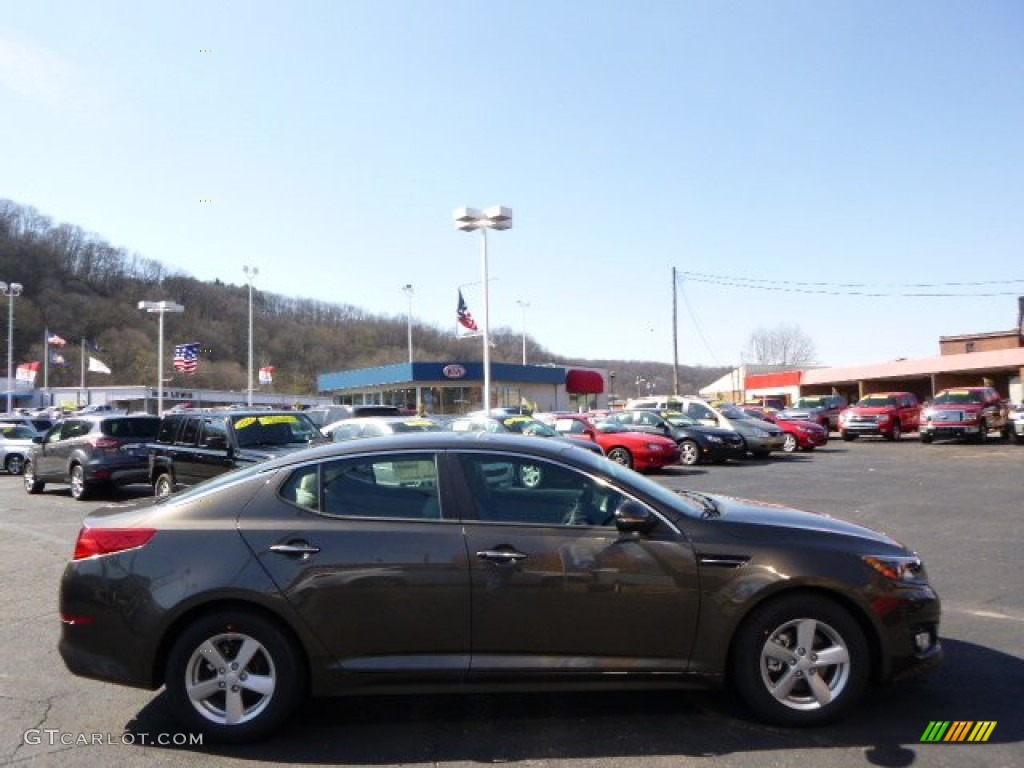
<box><xmin>173</xmin><ymin>342</ymin><xmax>200</xmax><ymax>374</ymax></box>
<box><xmin>457</xmin><ymin>290</ymin><xmax>479</xmax><ymax>333</ymax></box>
<box><xmin>16</xmin><ymin>362</ymin><xmax>40</xmax><ymax>384</ymax></box>
<box><xmin>88</xmin><ymin>356</ymin><xmax>111</xmax><ymax>374</ymax></box>
<box><xmin>49</xmin><ymin>351</ymin><xmax>67</xmax><ymax>366</ymax></box>
<box><xmin>259</xmin><ymin>366</ymin><xmax>275</xmax><ymax>384</ymax></box>
<box><xmin>46</xmin><ymin>330</ymin><xmax>68</xmax><ymax>347</ymax></box>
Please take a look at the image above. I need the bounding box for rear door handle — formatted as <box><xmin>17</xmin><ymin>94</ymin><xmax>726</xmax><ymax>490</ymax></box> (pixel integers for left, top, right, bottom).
<box><xmin>476</xmin><ymin>549</ymin><xmax>528</xmax><ymax>564</ymax></box>
<box><xmin>269</xmin><ymin>541</ymin><xmax>321</xmax><ymax>557</ymax></box>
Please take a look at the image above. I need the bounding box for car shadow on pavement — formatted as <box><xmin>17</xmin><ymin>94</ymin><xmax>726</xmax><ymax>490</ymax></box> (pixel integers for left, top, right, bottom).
<box><xmin>124</xmin><ymin>638</ymin><xmax>1020</xmax><ymax>764</ymax></box>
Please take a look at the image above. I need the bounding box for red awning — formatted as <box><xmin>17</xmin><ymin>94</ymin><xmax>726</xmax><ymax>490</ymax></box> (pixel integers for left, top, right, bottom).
<box><xmin>565</xmin><ymin>369</ymin><xmax>604</xmax><ymax>394</ymax></box>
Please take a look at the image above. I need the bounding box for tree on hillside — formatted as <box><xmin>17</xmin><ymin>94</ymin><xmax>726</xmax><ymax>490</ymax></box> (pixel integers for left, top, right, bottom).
<box><xmin>746</xmin><ymin>324</ymin><xmax>818</xmax><ymax>367</ymax></box>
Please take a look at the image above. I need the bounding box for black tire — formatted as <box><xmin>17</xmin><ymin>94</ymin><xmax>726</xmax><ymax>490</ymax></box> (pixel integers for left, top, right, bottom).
<box><xmin>165</xmin><ymin>611</ymin><xmax>305</xmax><ymax>744</ymax></box>
<box><xmin>606</xmin><ymin>446</ymin><xmax>633</xmax><ymax>469</ymax></box>
<box><xmin>678</xmin><ymin>439</ymin><xmax>700</xmax><ymax>466</ymax></box>
<box><xmin>154</xmin><ymin>473</ymin><xmax>174</xmax><ymax>498</ymax></box>
<box><xmin>886</xmin><ymin>422</ymin><xmax>902</xmax><ymax>442</ymax></box>
<box><xmin>69</xmin><ymin>464</ymin><xmax>92</xmax><ymax>501</ymax></box>
<box><xmin>1014</xmin><ymin>431</ymin><xmax>1024</xmax><ymax>446</ymax></box>
<box><xmin>5</xmin><ymin>454</ymin><xmax>25</xmax><ymax>475</ymax></box>
<box><xmin>920</xmin><ymin>434</ymin><xmax>933</xmax><ymax>444</ymax></box>
<box><xmin>781</xmin><ymin>434</ymin><xmax>798</xmax><ymax>453</ymax></box>
<box><xmin>975</xmin><ymin>420</ymin><xmax>987</xmax><ymax>444</ymax></box>
<box><xmin>731</xmin><ymin>594</ymin><xmax>869</xmax><ymax>726</ymax></box>
<box><xmin>23</xmin><ymin>461</ymin><xmax>44</xmax><ymax>494</ymax></box>
<box><xmin>841</xmin><ymin>432</ymin><xmax>856</xmax><ymax>442</ymax></box>
<box><xmin>751</xmin><ymin>449</ymin><xmax>771</xmax><ymax>459</ymax></box>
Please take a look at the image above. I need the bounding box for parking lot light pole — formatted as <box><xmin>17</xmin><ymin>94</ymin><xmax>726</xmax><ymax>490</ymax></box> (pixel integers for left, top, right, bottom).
<box><xmin>243</xmin><ymin>266</ymin><xmax>258</xmax><ymax>407</ymax></box>
<box><xmin>516</xmin><ymin>299</ymin><xmax>530</xmax><ymax>365</ymax></box>
<box><xmin>138</xmin><ymin>300</ymin><xmax>185</xmax><ymax>415</ymax></box>
<box><xmin>453</xmin><ymin>206</ymin><xmax>513</xmax><ymax>412</ymax></box>
<box><xmin>1</xmin><ymin>281</ymin><xmax>23</xmax><ymax>414</ymax></box>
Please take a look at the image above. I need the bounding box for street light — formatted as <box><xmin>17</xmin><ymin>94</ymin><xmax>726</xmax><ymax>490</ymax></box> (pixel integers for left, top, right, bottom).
<box><xmin>243</xmin><ymin>266</ymin><xmax>258</xmax><ymax>407</ymax></box>
<box><xmin>516</xmin><ymin>299</ymin><xmax>530</xmax><ymax>365</ymax></box>
<box><xmin>453</xmin><ymin>205</ymin><xmax>513</xmax><ymax>412</ymax></box>
<box><xmin>1</xmin><ymin>281</ymin><xmax>23</xmax><ymax>414</ymax></box>
<box><xmin>138</xmin><ymin>300</ymin><xmax>185</xmax><ymax>414</ymax></box>
<box><xmin>402</xmin><ymin>284</ymin><xmax>414</xmax><ymax>364</ymax></box>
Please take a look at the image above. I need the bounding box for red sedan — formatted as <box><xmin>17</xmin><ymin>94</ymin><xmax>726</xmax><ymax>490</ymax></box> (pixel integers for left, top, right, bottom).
<box><xmin>553</xmin><ymin>415</ymin><xmax>681</xmax><ymax>471</ymax></box>
<box><xmin>742</xmin><ymin>407</ymin><xmax>828</xmax><ymax>453</ymax></box>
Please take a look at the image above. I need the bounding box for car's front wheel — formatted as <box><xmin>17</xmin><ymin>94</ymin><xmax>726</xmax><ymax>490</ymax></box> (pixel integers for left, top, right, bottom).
<box><xmin>165</xmin><ymin>611</ymin><xmax>305</xmax><ymax>743</ymax></box>
<box><xmin>886</xmin><ymin>421</ymin><xmax>902</xmax><ymax>442</ymax></box>
<box><xmin>5</xmin><ymin>453</ymin><xmax>25</xmax><ymax>475</ymax></box>
<box><xmin>731</xmin><ymin>594</ymin><xmax>869</xmax><ymax>726</ymax></box>
<box><xmin>678</xmin><ymin>439</ymin><xmax>700</xmax><ymax>466</ymax></box>
<box><xmin>606</xmin><ymin>447</ymin><xmax>633</xmax><ymax>468</ymax></box>
<box><xmin>23</xmin><ymin>461</ymin><xmax>44</xmax><ymax>494</ymax></box>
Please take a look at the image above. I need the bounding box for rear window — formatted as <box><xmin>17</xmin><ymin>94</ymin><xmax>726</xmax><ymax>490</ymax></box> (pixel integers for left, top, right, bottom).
<box><xmin>101</xmin><ymin>417</ymin><xmax>161</xmax><ymax>438</ymax></box>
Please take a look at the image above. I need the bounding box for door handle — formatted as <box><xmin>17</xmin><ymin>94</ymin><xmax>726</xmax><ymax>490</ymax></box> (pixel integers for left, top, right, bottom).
<box><xmin>269</xmin><ymin>541</ymin><xmax>321</xmax><ymax>557</ymax></box>
<box><xmin>476</xmin><ymin>549</ymin><xmax>528</xmax><ymax>563</ymax></box>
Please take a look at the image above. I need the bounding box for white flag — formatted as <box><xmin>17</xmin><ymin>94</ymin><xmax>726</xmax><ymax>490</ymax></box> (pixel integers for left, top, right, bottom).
<box><xmin>88</xmin><ymin>356</ymin><xmax>112</xmax><ymax>374</ymax></box>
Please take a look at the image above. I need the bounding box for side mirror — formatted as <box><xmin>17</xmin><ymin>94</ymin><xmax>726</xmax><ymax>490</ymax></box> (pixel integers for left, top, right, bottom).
<box><xmin>615</xmin><ymin>500</ymin><xmax>658</xmax><ymax>534</ymax></box>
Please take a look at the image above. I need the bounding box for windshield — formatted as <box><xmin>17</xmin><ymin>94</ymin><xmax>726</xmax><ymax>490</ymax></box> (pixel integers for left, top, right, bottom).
<box><xmin>1</xmin><ymin>425</ymin><xmax>35</xmax><ymax>440</ymax></box>
<box><xmin>233</xmin><ymin>413</ymin><xmax>323</xmax><ymax>447</ymax></box>
<box><xmin>499</xmin><ymin>416</ymin><xmax>557</xmax><ymax>436</ymax></box>
<box><xmin>717</xmin><ymin>406</ymin><xmax>751</xmax><ymax>420</ymax></box>
<box><xmin>664</xmin><ymin>414</ymin><xmax>700</xmax><ymax>427</ymax></box>
<box><xmin>857</xmin><ymin>395</ymin><xmax>899</xmax><ymax>408</ymax></box>
<box><xmin>390</xmin><ymin>420</ymin><xmax>442</xmax><ymax>433</ymax></box>
<box><xmin>792</xmin><ymin>397</ymin><xmax>826</xmax><ymax>408</ymax></box>
<box><xmin>594</xmin><ymin>421</ymin><xmax>630</xmax><ymax>434</ymax></box>
<box><xmin>932</xmin><ymin>390</ymin><xmax>984</xmax><ymax>405</ymax></box>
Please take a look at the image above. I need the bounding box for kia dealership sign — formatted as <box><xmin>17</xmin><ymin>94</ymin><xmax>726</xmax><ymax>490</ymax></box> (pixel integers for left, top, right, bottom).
<box><xmin>443</xmin><ymin>364</ymin><xmax>467</xmax><ymax>379</ymax></box>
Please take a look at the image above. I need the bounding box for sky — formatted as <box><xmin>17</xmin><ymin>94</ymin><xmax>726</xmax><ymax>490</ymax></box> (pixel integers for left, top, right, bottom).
<box><xmin>2</xmin><ymin>1</ymin><xmax>1022</xmax><ymax>369</ymax></box>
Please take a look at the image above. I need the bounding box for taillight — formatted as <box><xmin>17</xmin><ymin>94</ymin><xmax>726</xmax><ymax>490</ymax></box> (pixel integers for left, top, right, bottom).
<box><xmin>91</xmin><ymin>436</ymin><xmax>122</xmax><ymax>450</ymax></box>
<box><xmin>73</xmin><ymin>528</ymin><xmax>156</xmax><ymax>560</ymax></box>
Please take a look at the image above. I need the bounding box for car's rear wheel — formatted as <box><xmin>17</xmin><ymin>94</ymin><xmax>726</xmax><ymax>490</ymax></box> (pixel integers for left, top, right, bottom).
<box><xmin>69</xmin><ymin>464</ymin><xmax>92</xmax><ymax>500</ymax></box>
<box><xmin>606</xmin><ymin>447</ymin><xmax>633</xmax><ymax>468</ymax></box>
<box><xmin>731</xmin><ymin>594</ymin><xmax>869</xmax><ymax>726</ymax></box>
<box><xmin>782</xmin><ymin>434</ymin><xmax>798</xmax><ymax>453</ymax></box>
<box><xmin>154</xmin><ymin>473</ymin><xmax>174</xmax><ymax>498</ymax></box>
<box><xmin>5</xmin><ymin>454</ymin><xmax>25</xmax><ymax>475</ymax></box>
<box><xmin>678</xmin><ymin>440</ymin><xmax>700</xmax><ymax>466</ymax></box>
<box><xmin>23</xmin><ymin>461</ymin><xmax>44</xmax><ymax>493</ymax></box>
<box><xmin>165</xmin><ymin>611</ymin><xmax>305</xmax><ymax>744</ymax></box>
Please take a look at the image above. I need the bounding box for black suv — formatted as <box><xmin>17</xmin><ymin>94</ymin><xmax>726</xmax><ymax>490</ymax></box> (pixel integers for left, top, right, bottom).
<box><xmin>23</xmin><ymin>414</ymin><xmax>161</xmax><ymax>500</ymax></box>
<box><xmin>149</xmin><ymin>408</ymin><xmax>326</xmax><ymax>496</ymax></box>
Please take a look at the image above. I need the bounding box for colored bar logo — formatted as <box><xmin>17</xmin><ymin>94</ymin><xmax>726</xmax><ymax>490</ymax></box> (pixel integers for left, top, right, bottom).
<box><xmin>921</xmin><ymin>721</ymin><xmax>997</xmax><ymax>742</ymax></box>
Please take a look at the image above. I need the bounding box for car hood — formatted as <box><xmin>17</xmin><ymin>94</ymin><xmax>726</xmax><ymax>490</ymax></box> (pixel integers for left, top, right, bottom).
<box><xmin>778</xmin><ymin>407</ymin><xmax>822</xmax><ymax>418</ymax></box>
<box><xmin>703</xmin><ymin>493</ymin><xmax>900</xmax><ymax>547</ymax></box>
<box><xmin>927</xmin><ymin>402</ymin><xmax>982</xmax><ymax>412</ymax></box>
<box><xmin>235</xmin><ymin>443</ymin><xmax>319</xmax><ymax>463</ymax></box>
<box><xmin>847</xmin><ymin>406</ymin><xmax>896</xmax><ymax>416</ymax></box>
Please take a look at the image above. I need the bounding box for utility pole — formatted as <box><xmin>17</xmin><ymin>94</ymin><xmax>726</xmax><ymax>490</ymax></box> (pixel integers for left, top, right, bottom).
<box><xmin>672</xmin><ymin>266</ymin><xmax>680</xmax><ymax>395</ymax></box>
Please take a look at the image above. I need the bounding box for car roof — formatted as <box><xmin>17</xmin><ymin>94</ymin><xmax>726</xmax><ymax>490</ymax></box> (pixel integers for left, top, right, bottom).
<box><xmin>249</xmin><ymin>430</ymin><xmax>606</xmax><ymax>473</ymax></box>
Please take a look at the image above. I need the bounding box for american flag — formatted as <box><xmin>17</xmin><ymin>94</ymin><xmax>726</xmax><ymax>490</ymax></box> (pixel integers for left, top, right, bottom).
<box><xmin>173</xmin><ymin>342</ymin><xmax>200</xmax><ymax>374</ymax></box>
<box><xmin>457</xmin><ymin>290</ymin><xmax>478</xmax><ymax>331</ymax></box>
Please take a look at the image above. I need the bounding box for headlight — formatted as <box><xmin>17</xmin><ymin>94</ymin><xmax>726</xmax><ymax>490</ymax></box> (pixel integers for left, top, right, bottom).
<box><xmin>923</xmin><ymin>409</ymin><xmax>935</xmax><ymax>421</ymax></box>
<box><xmin>752</xmin><ymin>428</ymin><xmax>768</xmax><ymax>437</ymax></box>
<box><xmin>645</xmin><ymin>443</ymin><xmax>662</xmax><ymax>451</ymax></box>
<box><xmin>704</xmin><ymin>435</ymin><xmax>723</xmax><ymax>443</ymax></box>
<box><xmin>877</xmin><ymin>414</ymin><xmax>891</xmax><ymax>423</ymax></box>
<box><xmin>862</xmin><ymin>555</ymin><xmax>927</xmax><ymax>584</ymax></box>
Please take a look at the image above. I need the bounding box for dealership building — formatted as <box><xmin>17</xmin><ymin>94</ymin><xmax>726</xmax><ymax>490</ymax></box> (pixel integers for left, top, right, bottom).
<box><xmin>701</xmin><ymin>328</ymin><xmax>1024</xmax><ymax>406</ymax></box>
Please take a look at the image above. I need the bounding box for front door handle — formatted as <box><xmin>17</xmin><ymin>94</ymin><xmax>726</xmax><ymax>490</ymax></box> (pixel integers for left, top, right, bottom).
<box><xmin>269</xmin><ymin>541</ymin><xmax>321</xmax><ymax>557</ymax></box>
<box><xmin>476</xmin><ymin>549</ymin><xmax>528</xmax><ymax>564</ymax></box>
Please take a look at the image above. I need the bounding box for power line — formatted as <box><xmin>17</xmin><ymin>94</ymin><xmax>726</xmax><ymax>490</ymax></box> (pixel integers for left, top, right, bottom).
<box><xmin>677</xmin><ymin>270</ymin><xmax>1023</xmax><ymax>297</ymax></box>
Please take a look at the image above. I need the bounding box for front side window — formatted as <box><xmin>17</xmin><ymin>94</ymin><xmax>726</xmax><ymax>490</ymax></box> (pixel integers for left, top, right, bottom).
<box><xmin>456</xmin><ymin>452</ymin><xmax>625</xmax><ymax>527</ymax></box>
<box><xmin>282</xmin><ymin>452</ymin><xmax>442</xmax><ymax>520</ymax></box>
<box><xmin>200</xmin><ymin>417</ymin><xmax>229</xmax><ymax>449</ymax></box>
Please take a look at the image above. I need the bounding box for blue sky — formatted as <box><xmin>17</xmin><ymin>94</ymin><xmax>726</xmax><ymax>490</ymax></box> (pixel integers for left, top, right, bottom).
<box><xmin>2</xmin><ymin>1</ymin><xmax>1022</xmax><ymax>368</ymax></box>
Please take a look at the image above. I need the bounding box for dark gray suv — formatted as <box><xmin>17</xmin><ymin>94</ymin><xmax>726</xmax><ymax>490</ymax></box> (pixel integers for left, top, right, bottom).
<box><xmin>23</xmin><ymin>414</ymin><xmax>161</xmax><ymax>500</ymax></box>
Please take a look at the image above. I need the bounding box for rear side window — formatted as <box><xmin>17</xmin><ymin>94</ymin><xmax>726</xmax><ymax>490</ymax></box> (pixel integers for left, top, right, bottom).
<box><xmin>156</xmin><ymin>417</ymin><xmax>182</xmax><ymax>443</ymax></box>
<box><xmin>102</xmin><ymin>417</ymin><xmax>160</xmax><ymax>438</ymax></box>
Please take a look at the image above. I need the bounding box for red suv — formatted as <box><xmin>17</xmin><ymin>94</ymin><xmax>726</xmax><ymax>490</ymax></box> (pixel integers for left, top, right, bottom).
<box><xmin>919</xmin><ymin>387</ymin><xmax>1009</xmax><ymax>444</ymax></box>
<box><xmin>840</xmin><ymin>392</ymin><xmax>921</xmax><ymax>441</ymax></box>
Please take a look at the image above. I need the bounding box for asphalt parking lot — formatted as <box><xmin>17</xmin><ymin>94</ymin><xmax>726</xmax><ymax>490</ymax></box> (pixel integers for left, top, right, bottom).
<box><xmin>0</xmin><ymin>436</ymin><xmax>1020</xmax><ymax>768</ymax></box>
